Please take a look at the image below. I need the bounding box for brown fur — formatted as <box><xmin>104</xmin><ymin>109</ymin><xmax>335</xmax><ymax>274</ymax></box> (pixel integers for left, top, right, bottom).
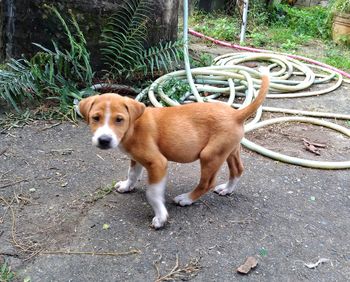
<box><xmin>80</xmin><ymin>74</ymin><xmax>269</xmax><ymax>202</ymax></box>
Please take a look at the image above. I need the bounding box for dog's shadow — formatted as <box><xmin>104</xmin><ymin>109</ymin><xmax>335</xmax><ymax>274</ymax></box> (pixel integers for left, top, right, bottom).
<box><xmin>109</xmin><ymin>181</ymin><xmax>254</xmax><ymax>229</ymax></box>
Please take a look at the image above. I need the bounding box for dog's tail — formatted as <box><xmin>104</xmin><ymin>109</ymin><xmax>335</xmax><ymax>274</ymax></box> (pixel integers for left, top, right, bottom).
<box><xmin>235</xmin><ymin>68</ymin><xmax>270</xmax><ymax>123</ymax></box>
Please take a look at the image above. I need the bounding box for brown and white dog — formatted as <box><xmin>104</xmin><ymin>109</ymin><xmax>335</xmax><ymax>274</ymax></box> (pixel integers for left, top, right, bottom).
<box><xmin>79</xmin><ymin>73</ymin><xmax>269</xmax><ymax>229</ymax></box>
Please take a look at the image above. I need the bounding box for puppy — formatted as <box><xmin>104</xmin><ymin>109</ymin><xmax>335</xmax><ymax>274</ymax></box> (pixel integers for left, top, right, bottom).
<box><xmin>79</xmin><ymin>73</ymin><xmax>269</xmax><ymax>229</ymax></box>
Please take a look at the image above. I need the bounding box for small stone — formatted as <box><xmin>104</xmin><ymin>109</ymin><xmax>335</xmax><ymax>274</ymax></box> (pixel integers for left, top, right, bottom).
<box><xmin>237</xmin><ymin>256</ymin><xmax>258</xmax><ymax>274</ymax></box>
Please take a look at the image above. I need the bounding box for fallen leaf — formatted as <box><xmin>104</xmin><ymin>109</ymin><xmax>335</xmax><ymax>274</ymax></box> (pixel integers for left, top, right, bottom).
<box><xmin>103</xmin><ymin>223</ymin><xmax>110</xmax><ymax>230</ymax></box>
<box><xmin>303</xmin><ymin>140</ymin><xmax>320</xmax><ymax>155</ymax></box>
<box><xmin>237</xmin><ymin>256</ymin><xmax>258</xmax><ymax>274</ymax></box>
<box><xmin>302</xmin><ymin>138</ymin><xmax>326</xmax><ymax>148</ymax></box>
<box><xmin>304</xmin><ymin>258</ymin><xmax>330</xmax><ymax>269</ymax></box>
<box><xmin>302</xmin><ymin>138</ymin><xmax>326</xmax><ymax>156</ymax></box>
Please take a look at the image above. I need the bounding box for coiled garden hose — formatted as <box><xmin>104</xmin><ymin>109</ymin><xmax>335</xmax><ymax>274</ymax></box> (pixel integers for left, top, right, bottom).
<box><xmin>136</xmin><ymin>0</ymin><xmax>350</xmax><ymax>169</ymax></box>
<box><xmin>138</xmin><ymin>53</ymin><xmax>350</xmax><ymax>169</ymax></box>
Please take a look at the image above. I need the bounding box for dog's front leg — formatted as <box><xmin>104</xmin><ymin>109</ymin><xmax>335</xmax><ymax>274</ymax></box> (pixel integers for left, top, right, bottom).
<box><xmin>145</xmin><ymin>158</ymin><xmax>168</xmax><ymax>229</ymax></box>
<box><xmin>115</xmin><ymin>160</ymin><xmax>143</xmax><ymax>193</ymax></box>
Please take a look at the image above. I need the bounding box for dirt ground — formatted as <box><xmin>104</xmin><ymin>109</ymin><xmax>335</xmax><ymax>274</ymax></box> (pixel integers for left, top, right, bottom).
<box><xmin>1</xmin><ymin>42</ymin><xmax>350</xmax><ymax>281</ymax></box>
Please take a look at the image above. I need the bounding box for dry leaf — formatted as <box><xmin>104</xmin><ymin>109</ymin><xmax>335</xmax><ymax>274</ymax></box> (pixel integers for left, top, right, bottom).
<box><xmin>302</xmin><ymin>138</ymin><xmax>326</xmax><ymax>148</ymax></box>
<box><xmin>302</xmin><ymin>138</ymin><xmax>326</xmax><ymax>155</ymax></box>
<box><xmin>237</xmin><ymin>256</ymin><xmax>258</xmax><ymax>274</ymax></box>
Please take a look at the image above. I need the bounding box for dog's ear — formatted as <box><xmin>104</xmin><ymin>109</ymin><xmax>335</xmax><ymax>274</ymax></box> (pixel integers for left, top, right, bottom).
<box><xmin>79</xmin><ymin>95</ymin><xmax>98</xmax><ymax>123</ymax></box>
<box><xmin>124</xmin><ymin>97</ymin><xmax>146</xmax><ymax>122</ymax></box>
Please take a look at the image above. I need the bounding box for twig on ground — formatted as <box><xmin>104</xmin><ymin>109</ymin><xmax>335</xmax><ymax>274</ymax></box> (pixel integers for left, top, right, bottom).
<box><xmin>199</xmin><ymin>199</ymin><xmax>211</xmax><ymax>210</ymax></box>
<box><xmin>0</xmin><ymin>169</ymin><xmax>14</xmax><ymax>180</ymax></box>
<box><xmin>0</xmin><ymin>196</ymin><xmax>41</xmax><ymax>257</ymax></box>
<box><xmin>40</xmin><ymin>249</ymin><xmax>141</xmax><ymax>256</ymax></box>
<box><xmin>153</xmin><ymin>255</ymin><xmax>163</xmax><ymax>279</ymax></box>
<box><xmin>49</xmin><ymin>148</ymin><xmax>74</xmax><ymax>155</ymax></box>
<box><xmin>0</xmin><ymin>195</ymin><xmax>140</xmax><ymax>260</ymax></box>
<box><xmin>228</xmin><ymin>217</ymin><xmax>253</xmax><ymax>224</ymax></box>
<box><xmin>39</xmin><ymin>122</ymin><xmax>61</xmax><ymax>132</ymax></box>
<box><xmin>0</xmin><ymin>147</ymin><xmax>8</xmax><ymax>156</ymax></box>
<box><xmin>0</xmin><ymin>178</ymin><xmax>29</xmax><ymax>189</ymax></box>
<box><xmin>302</xmin><ymin>138</ymin><xmax>326</xmax><ymax>156</ymax></box>
<box><xmin>155</xmin><ymin>254</ymin><xmax>202</xmax><ymax>282</ymax></box>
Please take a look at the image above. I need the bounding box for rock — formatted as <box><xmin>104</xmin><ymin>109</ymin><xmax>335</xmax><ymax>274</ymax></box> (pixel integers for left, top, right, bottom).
<box><xmin>236</xmin><ymin>256</ymin><xmax>258</xmax><ymax>274</ymax></box>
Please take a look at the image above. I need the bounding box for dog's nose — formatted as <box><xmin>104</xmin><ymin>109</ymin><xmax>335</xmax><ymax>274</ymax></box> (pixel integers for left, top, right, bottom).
<box><xmin>98</xmin><ymin>135</ymin><xmax>112</xmax><ymax>149</ymax></box>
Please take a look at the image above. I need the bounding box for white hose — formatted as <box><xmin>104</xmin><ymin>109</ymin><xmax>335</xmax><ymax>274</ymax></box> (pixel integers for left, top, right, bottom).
<box><xmin>136</xmin><ymin>0</ymin><xmax>350</xmax><ymax>170</ymax></box>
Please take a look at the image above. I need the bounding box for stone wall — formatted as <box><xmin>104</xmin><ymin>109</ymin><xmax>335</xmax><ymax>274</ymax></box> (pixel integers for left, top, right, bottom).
<box><xmin>0</xmin><ymin>0</ymin><xmax>179</xmax><ymax>69</ymax></box>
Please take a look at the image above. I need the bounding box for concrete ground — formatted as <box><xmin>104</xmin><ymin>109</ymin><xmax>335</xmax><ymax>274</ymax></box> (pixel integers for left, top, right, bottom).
<box><xmin>0</xmin><ymin>44</ymin><xmax>350</xmax><ymax>281</ymax></box>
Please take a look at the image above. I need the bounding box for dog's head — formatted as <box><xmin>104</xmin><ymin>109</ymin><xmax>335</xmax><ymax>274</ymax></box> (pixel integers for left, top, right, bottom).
<box><xmin>78</xmin><ymin>93</ymin><xmax>145</xmax><ymax>149</ymax></box>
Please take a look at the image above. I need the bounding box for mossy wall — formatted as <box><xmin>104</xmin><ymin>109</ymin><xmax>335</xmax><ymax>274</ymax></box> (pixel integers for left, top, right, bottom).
<box><xmin>0</xmin><ymin>0</ymin><xmax>179</xmax><ymax>69</ymax></box>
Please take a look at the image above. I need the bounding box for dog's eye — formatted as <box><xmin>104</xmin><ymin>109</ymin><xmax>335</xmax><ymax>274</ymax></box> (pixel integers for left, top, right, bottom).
<box><xmin>116</xmin><ymin>116</ymin><xmax>124</xmax><ymax>123</ymax></box>
<box><xmin>92</xmin><ymin>115</ymin><xmax>100</xmax><ymax>122</ymax></box>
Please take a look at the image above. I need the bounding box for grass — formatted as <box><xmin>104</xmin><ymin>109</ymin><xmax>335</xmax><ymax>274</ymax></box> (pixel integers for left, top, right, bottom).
<box><xmin>0</xmin><ymin>261</ymin><xmax>15</xmax><ymax>282</ymax></box>
<box><xmin>86</xmin><ymin>181</ymin><xmax>116</xmax><ymax>203</ymax></box>
<box><xmin>190</xmin><ymin>11</ymin><xmax>240</xmax><ymax>42</ymax></box>
<box><xmin>324</xmin><ymin>45</ymin><xmax>350</xmax><ymax>70</ymax></box>
<box><xmin>189</xmin><ymin>5</ymin><xmax>350</xmax><ymax>72</ymax></box>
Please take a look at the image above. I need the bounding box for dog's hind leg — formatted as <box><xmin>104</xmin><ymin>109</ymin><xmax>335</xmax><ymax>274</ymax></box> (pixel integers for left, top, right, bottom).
<box><xmin>214</xmin><ymin>148</ymin><xmax>244</xmax><ymax>196</ymax></box>
<box><xmin>174</xmin><ymin>148</ymin><xmax>227</xmax><ymax>206</ymax></box>
<box><xmin>115</xmin><ymin>160</ymin><xmax>143</xmax><ymax>193</ymax></box>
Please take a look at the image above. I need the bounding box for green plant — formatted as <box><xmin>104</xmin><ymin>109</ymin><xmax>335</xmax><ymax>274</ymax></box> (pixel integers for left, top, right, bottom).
<box><xmin>330</xmin><ymin>0</ymin><xmax>350</xmax><ymax>13</ymax></box>
<box><xmin>281</xmin><ymin>39</ymin><xmax>298</xmax><ymax>51</ymax></box>
<box><xmin>324</xmin><ymin>45</ymin><xmax>350</xmax><ymax>70</ymax></box>
<box><xmin>0</xmin><ymin>59</ymin><xmax>39</xmax><ymax>111</ymax></box>
<box><xmin>0</xmin><ymin>261</ymin><xmax>15</xmax><ymax>282</ymax></box>
<box><xmin>271</xmin><ymin>4</ymin><xmax>330</xmax><ymax>39</ymax></box>
<box><xmin>100</xmin><ymin>0</ymin><xmax>183</xmax><ymax>79</ymax></box>
<box><xmin>161</xmin><ymin>77</ymin><xmax>191</xmax><ymax>102</ymax></box>
<box><xmin>196</xmin><ymin>53</ymin><xmax>214</xmax><ymax>67</ymax></box>
<box><xmin>31</xmin><ymin>6</ymin><xmax>94</xmax><ymax>111</ymax></box>
<box><xmin>247</xmin><ymin>0</ymin><xmax>270</xmax><ymax>27</ymax></box>
<box><xmin>248</xmin><ymin>31</ymin><xmax>270</xmax><ymax>47</ymax></box>
<box><xmin>190</xmin><ymin>11</ymin><xmax>240</xmax><ymax>41</ymax></box>
<box><xmin>0</xmin><ymin>6</ymin><xmax>94</xmax><ymax>112</ymax></box>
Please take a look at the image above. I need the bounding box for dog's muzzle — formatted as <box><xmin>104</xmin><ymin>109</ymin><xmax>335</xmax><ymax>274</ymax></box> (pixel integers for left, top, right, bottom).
<box><xmin>97</xmin><ymin>134</ymin><xmax>113</xmax><ymax>149</ymax></box>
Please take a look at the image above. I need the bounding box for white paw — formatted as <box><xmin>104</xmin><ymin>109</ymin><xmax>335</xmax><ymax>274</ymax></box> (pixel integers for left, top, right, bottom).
<box><xmin>151</xmin><ymin>213</ymin><xmax>168</xmax><ymax>229</ymax></box>
<box><xmin>174</xmin><ymin>193</ymin><xmax>193</xmax><ymax>206</ymax></box>
<box><xmin>214</xmin><ymin>183</ymin><xmax>233</xmax><ymax>196</ymax></box>
<box><xmin>115</xmin><ymin>180</ymin><xmax>134</xmax><ymax>193</ymax></box>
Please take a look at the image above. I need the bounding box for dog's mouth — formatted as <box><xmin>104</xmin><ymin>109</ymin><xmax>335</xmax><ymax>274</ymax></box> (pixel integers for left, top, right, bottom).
<box><xmin>97</xmin><ymin>143</ymin><xmax>112</xmax><ymax>150</ymax></box>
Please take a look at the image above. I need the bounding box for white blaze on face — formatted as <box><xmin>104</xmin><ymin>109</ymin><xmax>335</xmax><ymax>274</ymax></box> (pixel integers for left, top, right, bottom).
<box><xmin>92</xmin><ymin>102</ymin><xmax>119</xmax><ymax>148</ymax></box>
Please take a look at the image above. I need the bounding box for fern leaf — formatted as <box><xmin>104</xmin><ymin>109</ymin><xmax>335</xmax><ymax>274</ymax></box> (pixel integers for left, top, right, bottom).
<box><xmin>100</xmin><ymin>0</ymin><xmax>152</xmax><ymax>74</ymax></box>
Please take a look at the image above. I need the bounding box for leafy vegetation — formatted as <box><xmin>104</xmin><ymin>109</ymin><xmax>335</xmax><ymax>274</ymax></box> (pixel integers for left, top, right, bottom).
<box><xmin>161</xmin><ymin>77</ymin><xmax>191</xmax><ymax>102</ymax></box>
<box><xmin>330</xmin><ymin>0</ymin><xmax>350</xmax><ymax>13</ymax></box>
<box><xmin>0</xmin><ymin>6</ymin><xmax>94</xmax><ymax>112</ymax></box>
<box><xmin>0</xmin><ymin>0</ymin><xmax>183</xmax><ymax>112</ymax></box>
<box><xmin>190</xmin><ymin>3</ymin><xmax>350</xmax><ymax>71</ymax></box>
<box><xmin>100</xmin><ymin>0</ymin><xmax>183</xmax><ymax>79</ymax></box>
<box><xmin>0</xmin><ymin>261</ymin><xmax>15</xmax><ymax>282</ymax></box>
<box><xmin>324</xmin><ymin>45</ymin><xmax>350</xmax><ymax>70</ymax></box>
<box><xmin>190</xmin><ymin>11</ymin><xmax>239</xmax><ymax>42</ymax></box>
<box><xmin>271</xmin><ymin>5</ymin><xmax>330</xmax><ymax>39</ymax></box>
